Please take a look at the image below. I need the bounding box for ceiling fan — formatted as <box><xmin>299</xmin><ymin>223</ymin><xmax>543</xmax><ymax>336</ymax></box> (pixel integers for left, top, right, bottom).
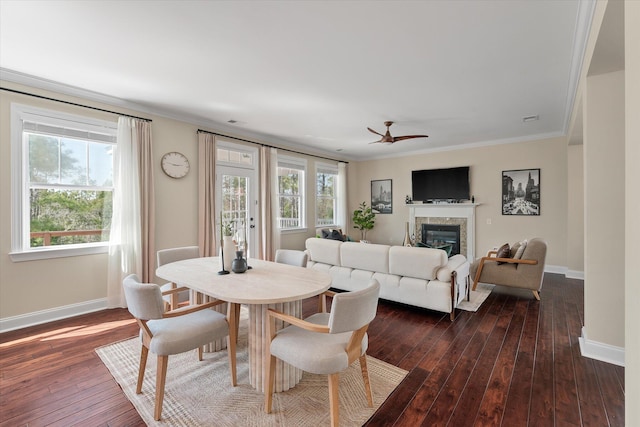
<box><xmin>367</xmin><ymin>121</ymin><xmax>429</xmax><ymax>144</ymax></box>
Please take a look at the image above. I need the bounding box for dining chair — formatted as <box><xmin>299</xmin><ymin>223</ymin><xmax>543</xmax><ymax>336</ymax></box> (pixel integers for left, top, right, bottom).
<box><xmin>157</xmin><ymin>246</ymin><xmax>199</xmax><ymax>310</ymax></box>
<box><xmin>274</xmin><ymin>249</ymin><xmax>308</xmax><ymax>267</ymax></box>
<box><xmin>123</xmin><ymin>274</ymin><xmax>237</xmax><ymax>421</ymax></box>
<box><xmin>264</xmin><ymin>279</ymin><xmax>380</xmax><ymax>427</ymax></box>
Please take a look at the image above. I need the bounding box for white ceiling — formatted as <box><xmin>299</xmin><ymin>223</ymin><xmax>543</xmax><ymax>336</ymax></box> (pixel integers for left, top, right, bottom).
<box><xmin>0</xmin><ymin>0</ymin><xmax>594</xmax><ymax>161</ymax></box>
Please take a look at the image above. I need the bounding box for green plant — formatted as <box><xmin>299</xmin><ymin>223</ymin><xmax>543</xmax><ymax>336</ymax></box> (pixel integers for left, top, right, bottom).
<box><xmin>352</xmin><ymin>201</ymin><xmax>375</xmax><ymax>241</ymax></box>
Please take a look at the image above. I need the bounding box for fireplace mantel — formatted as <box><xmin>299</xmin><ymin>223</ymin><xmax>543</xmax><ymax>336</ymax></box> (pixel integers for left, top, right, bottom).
<box><xmin>407</xmin><ymin>203</ymin><xmax>478</xmax><ymax>261</ymax></box>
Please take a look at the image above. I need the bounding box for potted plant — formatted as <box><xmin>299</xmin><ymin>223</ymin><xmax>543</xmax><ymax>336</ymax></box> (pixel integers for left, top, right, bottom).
<box><xmin>352</xmin><ymin>201</ymin><xmax>375</xmax><ymax>242</ymax></box>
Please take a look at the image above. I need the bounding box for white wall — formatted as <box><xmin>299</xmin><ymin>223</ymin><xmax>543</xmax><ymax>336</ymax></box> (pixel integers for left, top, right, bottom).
<box><xmin>347</xmin><ymin>137</ymin><xmax>569</xmax><ymax>268</ymax></box>
<box><xmin>567</xmin><ymin>144</ymin><xmax>585</xmax><ymax>276</ymax></box>
<box><xmin>625</xmin><ymin>0</ymin><xmax>640</xmax><ymax>423</ymax></box>
<box><xmin>583</xmin><ymin>69</ymin><xmax>625</xmax><ymax>350</ymax></box>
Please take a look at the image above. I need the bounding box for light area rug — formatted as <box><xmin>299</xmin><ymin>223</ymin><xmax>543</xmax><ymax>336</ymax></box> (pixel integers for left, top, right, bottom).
<box><xmin>96</xmin><ymin>310</ymin><xmax>407</xmax><ymax>427</ymax></box>
<box><xmin>456</xmin><ymin>283</ymin><xmax>494</xmax><ymax>312</ymax></box>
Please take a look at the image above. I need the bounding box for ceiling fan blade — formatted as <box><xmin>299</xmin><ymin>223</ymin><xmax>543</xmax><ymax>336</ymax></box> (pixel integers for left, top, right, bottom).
<box><xmin>392</xmin><ymin>134</ymin><xmax>429</xmax><ymax>142</ymax></box>
<box><xmin>367</xmin><ymin>127</ymin><xmax>385</xmax><ymax>137</ymax></box>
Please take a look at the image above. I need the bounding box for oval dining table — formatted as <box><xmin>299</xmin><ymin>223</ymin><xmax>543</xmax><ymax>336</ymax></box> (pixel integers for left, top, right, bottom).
<box><xmin>156</xmin><ymin>256</ymin><xmax>331</xmax><ymax>393</ymax></box>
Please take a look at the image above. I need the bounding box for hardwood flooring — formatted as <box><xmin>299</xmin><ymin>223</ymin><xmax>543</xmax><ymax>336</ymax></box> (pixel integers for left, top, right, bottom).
<box><xmin>0</xmin><ymin>273</ymin><xmax>624</xmax><ymax>426</ymax></box>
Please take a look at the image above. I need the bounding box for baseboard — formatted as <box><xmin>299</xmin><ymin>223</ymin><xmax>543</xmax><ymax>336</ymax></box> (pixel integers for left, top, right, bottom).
<box><xmin>0</xmin><ymin>298</ymin><xmax>108</xmax><ymax>334</ymax></box>
<box><xmin>579</xmin><ymin>326</ymin><xmax>625</xmax><ymax>367</ymax></box>
<box><xmin>544</xmin><ymin>264</ymin><xmax>584</xmax><ymax>280</ymax></box>
<box><xmin>565</xmin><ymin>269</ymin><xmax>585</xmax><ymax>280</ymax></box>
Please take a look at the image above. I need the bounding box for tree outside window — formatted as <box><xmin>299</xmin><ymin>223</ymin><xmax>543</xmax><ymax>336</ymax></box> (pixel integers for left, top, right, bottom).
<box><xmin>316</xmin><ymin>165</ymin><xmax>337</xmax><ymax>226</ymax></box>
<box><xmin>277</xmin><ymin>157</ymin><xmax>306</xmax><ymax>230</ymax></box>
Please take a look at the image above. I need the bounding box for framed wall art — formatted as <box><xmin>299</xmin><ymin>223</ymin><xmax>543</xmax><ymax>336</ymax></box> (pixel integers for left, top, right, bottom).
<box><xmin>502</xmin><ymin>169</ymin><xmax>540</xmax><ymax>215</ymax></box>
<box><xmin>371</xmin><ymin>179</ymin><xmax>392</xmax><ymax>214</ymax></box>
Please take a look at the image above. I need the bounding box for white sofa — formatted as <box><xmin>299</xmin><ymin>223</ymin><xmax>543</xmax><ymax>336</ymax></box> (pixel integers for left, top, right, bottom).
<box><xmin>305</xmin><ymin>238</ymin><xmax>471</xmax><ymax>320</ymax></box>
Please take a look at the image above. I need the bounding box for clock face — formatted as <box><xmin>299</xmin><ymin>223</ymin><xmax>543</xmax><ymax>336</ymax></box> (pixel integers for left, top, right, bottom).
<box><xmin>161</xmin><ymin>152</ymin><xmax>190</xmax><ymax>178</ymax></box>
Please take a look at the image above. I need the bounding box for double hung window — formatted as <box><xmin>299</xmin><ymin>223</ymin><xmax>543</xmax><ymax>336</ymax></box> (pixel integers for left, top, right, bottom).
<box><xmin>277</xmin><ymin>156</ymin><xmax>306</xmax><ymax>230</ymax></box>
<box><xmin>11</xmin><ymin>104</ymin><xmax>116</xmax><ymax>260</ymax></box>
<box><xmin>316</xmin><ymin>163</ymin><xmax>338</xmax><ymax>227</ymax></box>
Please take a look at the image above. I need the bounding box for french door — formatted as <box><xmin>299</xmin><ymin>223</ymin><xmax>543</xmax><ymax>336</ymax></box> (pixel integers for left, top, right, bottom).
<box><xmin>215</xmin><ymin>142</ymin><xmax>259</xmax><ymax>258</ymax></box>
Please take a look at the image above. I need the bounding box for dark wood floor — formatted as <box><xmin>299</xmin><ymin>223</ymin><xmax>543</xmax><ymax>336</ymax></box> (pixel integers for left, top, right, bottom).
<box><xmin>0</xmin><ymin>273</ymin><xmax>624</xmax><ymax>426</ymax></box>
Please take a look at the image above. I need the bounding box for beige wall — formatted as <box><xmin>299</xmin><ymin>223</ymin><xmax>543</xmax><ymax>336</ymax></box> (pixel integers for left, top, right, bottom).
<box><xmin>584</xmin><ymin>69</ymin><xmax>625</xmax><ymax>349</ymax></box>
<box><xmin>626</xmin><ymin>1</ymin><xmax>640</xmax><ymax>423</ymax></box>
<box><xmin>347</xmin><ymin>137</ymin><xmax>569</xmax><ymax>267</ymax></box>
<box><xmin>0</xmin><ymin>82</ymin><xmax>205</xmax><ymax>320</ymax></box>
<box><xmin>567</xmin><ymin>144</ymin><xmax>585</xmax><ymax>275</ymax></box>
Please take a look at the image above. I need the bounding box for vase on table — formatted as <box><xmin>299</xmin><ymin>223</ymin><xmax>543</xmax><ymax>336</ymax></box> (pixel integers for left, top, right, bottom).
<box><xmin>220</xmin><ymin>236</ymin><xmax>236</xmax><ymax>271</ymax></box>
<box><xmin>232</xmin><ymin>250</ymin><xmax>248</xmax><ymax>273</ymax></box>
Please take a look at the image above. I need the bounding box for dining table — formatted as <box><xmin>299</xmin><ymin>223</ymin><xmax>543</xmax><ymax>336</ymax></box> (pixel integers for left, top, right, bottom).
<box><xmin>155</xmin><ymin>256</ymin><xmax>331</xmax><ymax>393</ymax></box>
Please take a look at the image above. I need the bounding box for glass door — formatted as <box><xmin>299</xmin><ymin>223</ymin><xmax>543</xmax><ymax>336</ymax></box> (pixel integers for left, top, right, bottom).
<box><xmin>215</xmin><ymin>143</ymin><xmax>259</xmax><ymax>259</ymax></box>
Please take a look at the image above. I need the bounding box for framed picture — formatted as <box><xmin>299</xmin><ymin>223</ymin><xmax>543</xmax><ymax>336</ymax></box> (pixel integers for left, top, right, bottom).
<box><xmin>502</xmin><ymin>169</ymin><xmax>540</xmax><ymax>215</ymax></box>
<box><xmin>371</xmin><ymin>179</ymin><xmax>392</xmax><ymax>214</ymax></box>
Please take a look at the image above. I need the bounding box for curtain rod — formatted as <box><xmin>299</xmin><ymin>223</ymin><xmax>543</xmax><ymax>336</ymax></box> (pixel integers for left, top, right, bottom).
<box><xmin>197</xmin><ymin>129</ymin><xmax>348</xmax><ymax>164</ymax></box>
<box><xmin>0</xmin><ymin>87</ymin><xmax>152</xmax><ymax>122</ymax></box>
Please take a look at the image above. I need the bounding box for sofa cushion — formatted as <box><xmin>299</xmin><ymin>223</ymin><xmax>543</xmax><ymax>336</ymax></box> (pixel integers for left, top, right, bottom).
<box><xmin>305</xmin><ymin>238</ymin><xmax>342</xmax><ymax>266</ymax></box>
<box><xmin>388</xmin><ymin>246</ymin><xmax>447</xmax><ymax>280</ymax></box>
<box><xmin>340</xmin><ymin>241</ymin><xmax>390</xmax><ymax>274</ymax></box>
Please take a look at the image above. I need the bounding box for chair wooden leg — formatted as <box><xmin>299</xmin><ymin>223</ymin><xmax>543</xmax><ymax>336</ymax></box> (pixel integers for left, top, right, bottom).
<box><xmin>227</xmin><ymin>327</ymin><xmax>237</xmax><ymax>386</ymax></box>
<box><xmin>328</xmin><ymin>373</ymin><xmax>340</xmax><ymax>427</ymax></box>
<box><xmin>532</xmin><ymin>290</ymin><xmax>541</xmax><ymax>301</ymax></box>
<box><xmin>472</xmin><ymin>259</ymin><xmax>485</xmax><ymax>291</ymax></box>
<box><xmin>359</xmin><ymin>354</ymin><xmax>374</xmax><ymax>407</ymax></box>
<box><xmin>136</xmin><ymin>345</ymin><xmax>149</xmax><ymax>394</ymax></box>
<box><xmin>154</xmin><ymin>355</ymin><xmax>169</xmax><ymax>421</ymax></box>
<box><xmin>264</xmin><ymin>354</ymin><xmax>277</xmax><ymax>413</ymax></box>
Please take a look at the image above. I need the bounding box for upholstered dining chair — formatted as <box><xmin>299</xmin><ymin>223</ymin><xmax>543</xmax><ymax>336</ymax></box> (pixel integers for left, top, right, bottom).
<box><xmin>157</xmin><ymin>246</ymin><xmax>200</xmax><ymax>310</ymax></box>
<box><xmin>274</xmin><ymin>249</ymin><xmax>308</xmax><ymax>267</ymax></box>
<box><xmin>264</xmin><ymin>279</ymin><xmax>381</xmax><ymax>427</ymax></box>
<box><xmin>123</xmin><ymin>274</ymin><xmax>237</xmax><ymax>421</ymax></box>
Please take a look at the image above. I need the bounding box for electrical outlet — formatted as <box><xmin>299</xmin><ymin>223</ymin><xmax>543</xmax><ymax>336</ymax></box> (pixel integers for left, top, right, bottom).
<box><xmin>486</xmin><ymin>218</ymin><xmax>492</xmax><ymax>225</ymax></box>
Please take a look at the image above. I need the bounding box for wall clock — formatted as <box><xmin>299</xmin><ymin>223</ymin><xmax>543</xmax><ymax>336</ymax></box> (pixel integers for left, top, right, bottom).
<box><xmin>161</xmin><ymin>151</ymin><xmax>190</xmax><ymax>178</ymax></box>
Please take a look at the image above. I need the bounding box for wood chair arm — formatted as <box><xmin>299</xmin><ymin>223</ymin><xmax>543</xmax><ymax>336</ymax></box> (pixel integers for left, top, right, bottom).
<box><xmin>317</xmin><ymin>290</ymin><xmax>337</xmax><ymax>313</ymax></box>
<box><xmin>472</xmin><ymin>255</ymin><xmax>538</xmax><ymax>291</ymax></box>
<box><xmin>162</xmin><ymin>299</ymin><xmax>226</xmax><ymax>318</ymax></box>
<box><xmin>480</xmin><ymin>256</ymin><xmax>538</xmax><ymax>265</ymax></box>
<box><xmin>266</xmin><ymin>309</ymin><xmax>330</xmax><ymax>333</ymax></box>
<box><xmin>161</xmin><ymin>286</ymin><xmax>189</xmax><ymax>296</ymax></box>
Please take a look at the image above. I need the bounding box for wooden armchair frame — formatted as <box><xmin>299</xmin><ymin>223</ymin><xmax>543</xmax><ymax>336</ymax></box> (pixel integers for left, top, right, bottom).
<box><xmin>472</xmin><ymin>250</ymin><xmax>540</xmax><ymax>300</ymax></box>
<box><xmin>135</xmin><ymin>296</ymin><xmax>237</xmax><ymax>420</ymax></box>
<box><xmin>264</xmin><ymin>291</ymin><xmax>373</xmax><ymax>427</ymax></box>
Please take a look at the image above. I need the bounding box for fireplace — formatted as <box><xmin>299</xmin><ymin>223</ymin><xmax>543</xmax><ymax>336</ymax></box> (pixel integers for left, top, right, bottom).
<box><xmin>422</xmin><ymin>224</ymin><xmax>461</xmax><ymax>256</ymax></box>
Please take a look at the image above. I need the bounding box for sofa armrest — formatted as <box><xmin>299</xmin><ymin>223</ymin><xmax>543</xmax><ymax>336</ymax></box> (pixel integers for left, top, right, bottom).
<box><xmin>436</xmin><ymin>254</ymin><xmax>469</xmax><ymax>282</ymax></box>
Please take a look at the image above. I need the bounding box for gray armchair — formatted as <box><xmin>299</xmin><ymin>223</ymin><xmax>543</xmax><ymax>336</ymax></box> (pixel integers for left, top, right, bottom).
<box><xmin>470</xmin><ymin>238</ymin><xmax>547</xmax><ymax>300</ymax></box>
<box><xmin>156</xmin><ymin>246</ymin><xmax>200</xmax><ymax>310</ymax></box>
<box><xmin>123</xmin><ymin>274</ymin><xmax>236</xmax><ymax>421</ymax></box>
<box><xmin>274</xmin><ymin>249</ymin><xmax>308</xmax><ymax>267</ymax></box>
<box><xmin>264</xmin><ymin>279</ymin><xmax>380</xmax><ymax>427</ymax></box>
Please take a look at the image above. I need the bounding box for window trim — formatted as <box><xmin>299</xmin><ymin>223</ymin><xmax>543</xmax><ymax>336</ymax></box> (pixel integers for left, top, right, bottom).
<box><xmin>277</xmin><ymin>155</ymin><xmax>307</xmax><ymax>231</ymax></box>
<box><xmin>315</xmin><ymin>162</ymin><xmax>339</xmax><ymax>227</ymax></box>
<box><xmin>10</xmin><ymin>103</ymin><xmax>116</xmax><ymax>262</ymax></box>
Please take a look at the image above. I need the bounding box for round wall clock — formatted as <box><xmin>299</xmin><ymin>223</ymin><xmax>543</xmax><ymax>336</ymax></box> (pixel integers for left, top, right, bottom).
<box><xmin>161</xmin><ymin>151</ymin><xmax>190</xmax><ymax>178</ymax></box>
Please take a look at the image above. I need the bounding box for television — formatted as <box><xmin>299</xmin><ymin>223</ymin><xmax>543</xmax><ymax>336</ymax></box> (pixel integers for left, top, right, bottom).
<box><xmin>411</xmin><ymin>166</ymin><xmax>470</xmax><ymax>202</ymax></box>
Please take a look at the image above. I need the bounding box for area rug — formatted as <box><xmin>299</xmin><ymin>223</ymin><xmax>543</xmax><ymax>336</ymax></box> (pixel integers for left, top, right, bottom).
<box><xmin>456</xmin><ymin>283</ymin><xmax>494</xmax><ymax>312</ymax></box>
<box><xmin>96</xmin><ymin>311</ymin><xmax>407</xmax><ymax>426</ymax></box>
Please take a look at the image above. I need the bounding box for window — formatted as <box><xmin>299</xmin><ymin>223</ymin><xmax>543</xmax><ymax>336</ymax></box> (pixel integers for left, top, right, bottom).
<box><xmin>316</xmin><ymin>163</ymin><xmax>338</xmax><ymax>227</ymax></box>
<box><xmin>277</xmin><ymin>156</ymin><xmax>306</xmax><ymax>230</ymax></box>
<box><xmin>11</xmin><ymin>104</ymin><xmax>117</xmax><ymax>261</ymax></box>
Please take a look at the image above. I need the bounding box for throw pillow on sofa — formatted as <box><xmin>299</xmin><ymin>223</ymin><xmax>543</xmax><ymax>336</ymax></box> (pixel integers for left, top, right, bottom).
<box><xmin>321</xmin><ymin>229</ymin><xmax>344</xmax><ymax>241</ymax></box>
<box><xmin>496</xmin><ymin>243</ymin><xmax>511</xmax><ymax>264</ymax></box>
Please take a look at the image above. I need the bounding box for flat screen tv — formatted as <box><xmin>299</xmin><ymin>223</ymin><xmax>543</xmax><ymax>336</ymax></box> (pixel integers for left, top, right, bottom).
<box><xmin>411</xmin><ymin>166</ymin><xmax>470</xmax><ymax>202</ymax></box>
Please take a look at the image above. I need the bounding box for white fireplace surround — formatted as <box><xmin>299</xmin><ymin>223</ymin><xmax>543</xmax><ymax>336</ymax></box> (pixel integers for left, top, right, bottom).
<box><xmin>408</xmin><ymin>203</ymin><xmax>478</xmax><ymax>261</ymax></box>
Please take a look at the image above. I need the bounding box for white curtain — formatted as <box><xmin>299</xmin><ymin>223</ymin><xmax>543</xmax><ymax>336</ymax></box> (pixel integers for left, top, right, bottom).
<box><xmin>107</xmin><ymin>117</ymin><xmax>145</xmax><ymax>308</ymax></box>
<box><xmin>259</xmin><ymin>146</ymin><xmax>280</xmax><ymax>260</ymax></box>
<box><xmin>337</xmin><ymin>162</ymin><xmax>348</xmax><ymax>230</ymax></box>
<box><xmin>198</xmin><ymin>132</ymin><xmax>217</xmax><ymax>257</ymax></box>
